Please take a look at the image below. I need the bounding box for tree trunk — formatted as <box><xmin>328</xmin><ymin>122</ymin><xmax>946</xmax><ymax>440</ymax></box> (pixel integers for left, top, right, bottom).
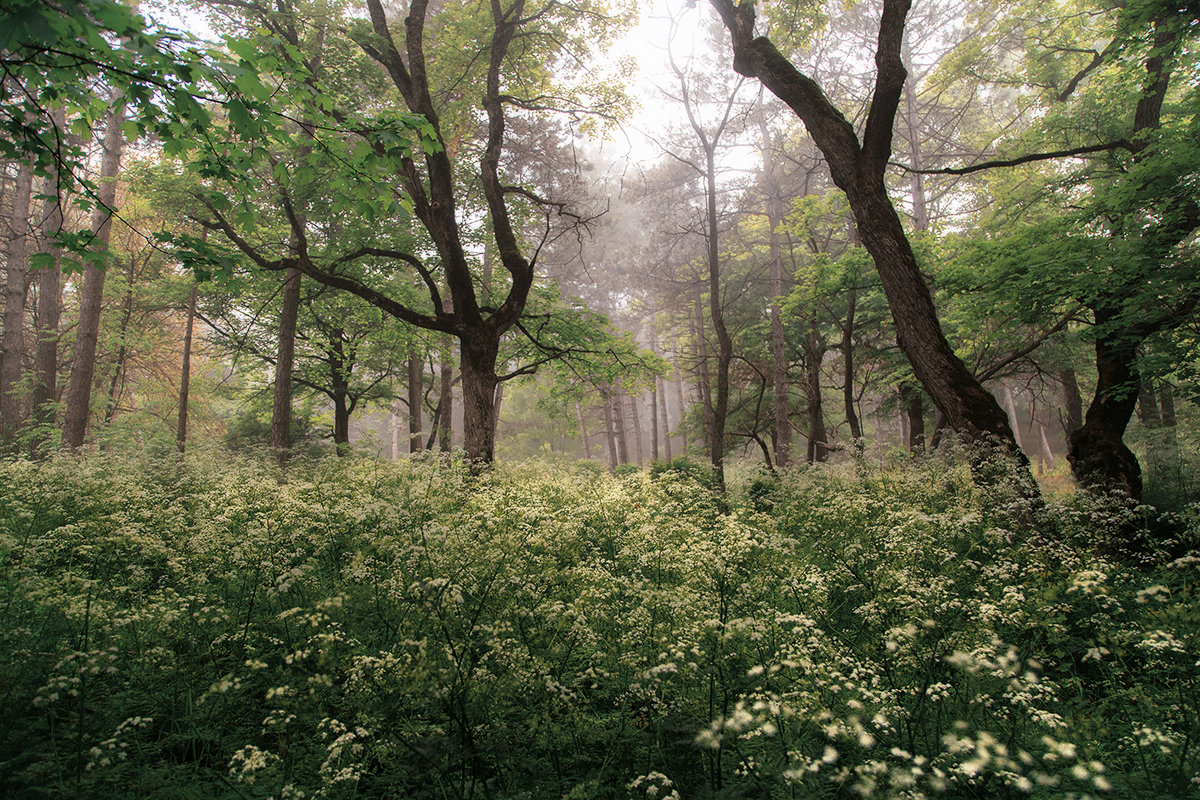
<box><xmin>628</xmin><ymin>392</ymin><xmax>645</xmax><ymax>465</ymax></box>
<box><xmin>270</xmin><ymin>266</ymin><xmax>302</xmax><ymax>457</ymax></box>
<box><xmin>1137</xmin><ymin>382</ymin><xmax>1162</xmax><ymax>426</ymax></box>
<box><xmin>176</xmin><ymin>282</ymin><xmax>197</xmax><ymax>453</ymax></box>
<box><xmin>649</xmin><ymin>381</ymin><xmax>660</xmax><ymax>462</ymax></box>
<box><xmin>803</xmin><ymin>321</ymin><xmax>827</xmax><ymax>463</ymax></box>
<box><xmin>31</xmin><ymin>210</ymin><xmax>63</xmax><ymax>447</ymax></box>
<box><xmin>761</xmin><ymin>134</ymin><xmax>791</xmax><ymax>468</ymax></box>
<box><xmin>103</xmin><ymin>275</ymin><xmax>136</xmax><ymax>424</ymax></box>
<box><xmin>1003</xmin><ymin>384</ymin><xmax>1024</xmax><ymax>452</ymax></box>
<box><xmin>672</xmin><ymin>337</ymin><xmax>689</xmax><ymax>454</ymax></box>
<box><xmin>613</xmin><ymin>388</ymin><xmax>629</xmax><ymax>464</ymax></box>
<box><xmin>900</xmin><ymin>384</ymin><xmax>926</xmax><ymax>453</ymax></box>
<box><xmin>658</xmin><ymin>374</ymin><xmax>673</xmax><ymax>461</ymax></box>
<box><xmin>333</xmin><ymin>391</ymin><xmax>350</xmax><ymax>450</ymax></box>
<box><xmin>458</xmin><ymin>332</ymin><xmax>499</xmax><ymax>463</ymax></box>
<box><xmin>329</xmin><ymin>330</ymin><xmax>351</xmax><ymax>453</ymax></box>
<box><xmin>705</xmin><ymin>151</ymin><xmax>732</xmax><ymax>492</ymax></box>
<box><xmin>602</xmin><ymin>392</ymin><xmax>617</xmax><ymax>471</ymax></box>
<box><xmin>438</xmin><ymin>353</ymin><xmax>453</xmax><ymax>451</ymax></box>
<box><xmin>692</xmin><ymin>287</ymin><xmax>713</xmax><ymax>453</ymax></box>
<box><xmin>1059</xmin><ymin>368</ymin><xmax>1084</xmax><ymax>439</ymax></box>
<box><xmin>1067</xmin><ymin>319</ymin><xmax>1142</xmax><ymax>499</ymax></box>
<box><xmin>710</xmin><ymin>0</ymin><xmax>1027</xmax><ymax>475</ymax></box>
<box><xmin>62</xmin><ymin>94</ymin><xmax>127</xmax><ymax>449</ymax></box>
<box><xmin>408</xmin><ymin>351</ymin><xmax>422</xmax><ymax>453</ymax></box>
<box><xmin>841</xmin><ymin>293</ymin><xmax>861</xmax><ymax>440</ymax></box>
<box><xmin>1</xmin><ymin>158</ymin><xmax>34</xmax><ymax>446</ymax></box>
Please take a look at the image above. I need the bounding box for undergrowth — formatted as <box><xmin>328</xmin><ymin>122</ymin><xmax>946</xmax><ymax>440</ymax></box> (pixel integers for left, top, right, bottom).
<box><xmin>0</xmin><ymin>450</ymin><xmax>1196</xmax><ymax>799</ymax></box>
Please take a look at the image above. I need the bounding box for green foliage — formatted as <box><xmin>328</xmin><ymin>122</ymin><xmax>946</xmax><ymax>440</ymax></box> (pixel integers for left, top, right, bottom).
<box><xmin>0</xmin><ymin>451</ymin><xmax>1197</xmax><ymax>799</ymax></box>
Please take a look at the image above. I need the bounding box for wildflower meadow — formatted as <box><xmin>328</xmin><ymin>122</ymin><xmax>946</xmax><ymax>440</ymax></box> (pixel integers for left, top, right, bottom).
<box><xmin>0</xmin><ymin>451</ymin><xmax>1196</xmax><ymax>799</ymax></box>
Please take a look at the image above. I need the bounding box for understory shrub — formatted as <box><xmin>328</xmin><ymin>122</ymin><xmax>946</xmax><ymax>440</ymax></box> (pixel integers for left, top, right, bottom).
<box><xmin>0</xmin><ymin>451</ymin><xmax>1196</xmax><ymax>799</ymax></box>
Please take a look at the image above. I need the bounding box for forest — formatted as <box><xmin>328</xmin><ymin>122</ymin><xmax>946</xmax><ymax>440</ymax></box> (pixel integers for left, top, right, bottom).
<box><xmin>1</xmin><ymin>0</ymin><xmax>1198</xmax><ymax>797</ymax></box>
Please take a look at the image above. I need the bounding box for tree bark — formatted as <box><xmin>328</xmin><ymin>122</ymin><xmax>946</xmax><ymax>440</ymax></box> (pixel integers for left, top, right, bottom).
<box><xmin>459</xmin><ymin>332</ymin><xmax>499</xmax><ymax>463</ymax></box>
<box><xmin>613</xmin><ymin>387</ymin><xmax>629</xmax><ymax>464</ymax></box>
<box><xmin>408</xmin><ymin>350</ymin><xmax>422</xmax><ymax>453</ymax></box>
<box><xmin>270</xmin><ymin>266</ymin><xmax>302</xmax><ymax>456</ymax></box>
<box><xmin>671</xmin><ymin>335</ymin><xmax>688</xmax><ymax>454</ymax></box>
<box><xmin>628</xmin><ymin>391</ymin><xmax>645</xmax><ymax>466</ymax></box>
<box><xmin>439</xmin><ymin>349</ymin><xmax>453</xmax><ymax>452</ymax></box>
<box><xmin>1067</xmin><ymin>316</ymin><xmax>1142</xmax><ymax>499</ymax></box>
<box><xmin>1059</xmin><ymin>368</ymin><xmax>1084</xmax><ymax>438</ymax></box>
<box><xmin>803</xmin><ymin>322</ymin><xmax>827</xmax><ymax>462</ymax></box>
<box><xmin>602</xmin><ymin>391</ymin><xmax>617</xmax><ymax>471</ymax></box>
<box><xmin>31</xmin><ymin>187</ymin><xmax>64</xmax><ymax>447</ymax></box>
<box><xmin>104</xmin><ymin>270</ymin><xmax>136</xmax><ymax>424</ymax></box>
<box><xmin>176</xmin><ymin>282</ymin><xmax>197</xmax><ymax>452</ymax></box>
<box><xmin>658</xmin><ymin>374</ymin><xmax>673</xmax><ymax>461</ymax></box>
<box><xmin>650</xmin><ymin>380</ymin><xmax>660</xmax><ymax>462</ymax></box>
<box><xmin>62</xmin><ymin>93</ymin><xmax>127</xmax><ymax>449</ymax></box>
<box><xmin>1</xmin><ymin>158</ymin><xmax>34</xmax><ymax>446</ymax></box>
<box><xmin>709</xmin><ymin>0</ymin><xmax>1026</xmax><ymax>472</ymax></box>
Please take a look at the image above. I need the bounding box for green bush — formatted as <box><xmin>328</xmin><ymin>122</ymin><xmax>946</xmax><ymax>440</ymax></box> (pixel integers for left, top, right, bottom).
<box><xmin>0</xmin><ymin>452</ymin><xmax>1196</xmax><ymax>799</ymax></box>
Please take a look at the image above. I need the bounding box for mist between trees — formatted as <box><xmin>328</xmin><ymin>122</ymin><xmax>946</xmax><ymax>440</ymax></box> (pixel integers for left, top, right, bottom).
<box><xmin>1</xmin><ymin>0</ymin><xmax>1197</xmax><ymax>522</ymax></box>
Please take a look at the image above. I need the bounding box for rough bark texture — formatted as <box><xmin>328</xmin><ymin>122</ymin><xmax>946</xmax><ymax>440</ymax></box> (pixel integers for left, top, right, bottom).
<box><xmin>1</xmin><ymin>158</ymin><xmax>34</xmax><ymax>445</ymax></box>
<box><xmin>62</xmin><ymin>96</ymin><xmax>126</xmax><ymax>450</ymax></box>
<box><xmin>709</xmin><ymin>0</ymin><xmax>1026</xmax><ymax>472</ymax></box>
<box><xmin>1068</xmin><ymin>321</ymin><xmax>1143</xmax><ymax>499</ymax></box>
<box><xmin>459</xmin><ymin>334</ymin><xmax>499</xmax><ymax>463</ymax></box>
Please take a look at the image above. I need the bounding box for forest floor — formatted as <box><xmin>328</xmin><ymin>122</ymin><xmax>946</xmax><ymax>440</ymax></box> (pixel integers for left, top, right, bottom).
<box><xmin>1</xmin><ymin>449</ymin><xmax>1197</xmax><ymax>799</ymax></box>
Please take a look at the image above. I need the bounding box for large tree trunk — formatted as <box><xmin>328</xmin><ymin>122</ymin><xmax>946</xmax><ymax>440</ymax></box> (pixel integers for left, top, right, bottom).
<box><xmin>1</xmin><ymin>158</ymin><xmax>34</xmax><ymax>446</ymax></box>
<box><xmin>458</xmin><ymin>332</ymin><xmax>499</xmax><ymax>463</ymax></box>
<box><xmin>62</xmin><ymin>94</ymin><xmax>127</xmax><ymax>449</ymax></box>
<box><xmin>1067</xmin><ymin>315</ymin><xmax>1143</xmax><ymax>499</ymax></box>
<box><xmin>270</xmin><ymin>266</ymin><xmax>302</xmax><ymax>457</ymax></box>
<box><xmin>176</xmin><ymin>282</ymin><xmax>197</xmax><ymax>453</ymax></box>
<box><xmin>710</xmin><ymin>0</ymin><xmax>1027</xmax><ymax>476</ymax></box>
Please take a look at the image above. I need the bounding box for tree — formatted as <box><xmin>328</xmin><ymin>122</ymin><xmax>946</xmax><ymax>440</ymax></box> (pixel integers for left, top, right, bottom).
<box><xmin>707</xmin><ymin>0</ymin><xmax>1028</xmax><ymax>481</ymax></box>
<box><xmin>181</xmin><ymin>0</ymin><xmax>634</xmax><ymax>463</ymax></box>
